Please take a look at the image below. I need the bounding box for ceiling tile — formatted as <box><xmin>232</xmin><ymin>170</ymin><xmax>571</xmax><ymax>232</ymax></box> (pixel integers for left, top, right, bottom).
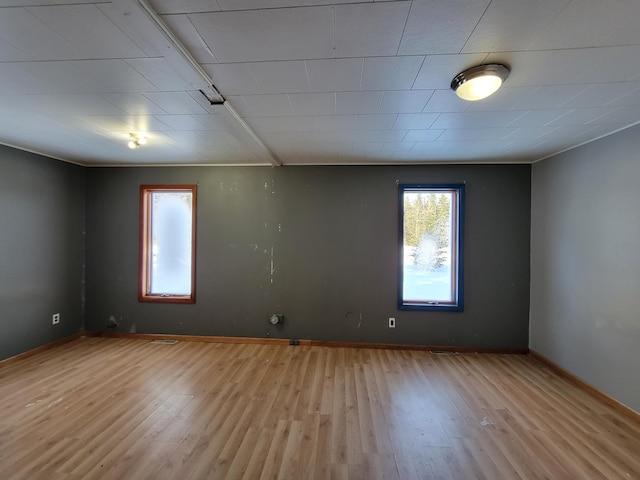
<box><xmin>422</xmin><ymin>90</ymin><xmax>469</xmax><ymax>113</ymax></box>
<box><xmin>122</xmin><ymin>115</ymin><xmax>174</xmax><ymax>132</ymax></box>
<box><xmin>607</xmin><ymin>86</ymin><xmax>640</xmax><ymax>107</ymax></box>
<box><xmin>289</xmin><ymin>93</ymin><xmax>336</xmax><ymax>115</ymax></box>
<box><xmin>558</xmin><ymin>83</ymin><xmax>640</xmax><ymax>109</ymax></box>
<box><xmin>192</xmin><ymin>114</ymin><xmax>234</xmax><ymax>130</ymax></box>
<box><xmin>126</xmin><ymin>58</ymin><xmax>194</xmax><ymax>91</ymax></box>
<box><xmin>306</xmin><ymin>58</ymin><xmax>363</xmax><ymax>93</ymax></box>
<box><xmin>316</xmin><ymin>115</ymin><xmax>356</xmax><ymax>131</ymax></box>
<box><xmin>161</xmin><ymin>130</ymin><xmax>208</xmax><ymax>152</ymax></box>
<box><xmin>404</xmin><ymin>130</ymin><xmax>443</xmax><ymax>142</ymax></box>
<box><xmin>244</xmin><ymin>117</ymin><xmax>285</xmax><ymax>133</ymax></box>
<box><xmin>152</xmin><ymin>114</ymin><xmax>207</xmax><ymax>131</ymax></box>
<box><xmin>487</xmin><ymin>46</ymin><xmax>640</xmax><ymax>87</ymax></box>
<box><xmin>334</xmin><ymin>2</ymin><xmax>411</xmax><ymax>58</ymax></box>
<box><xmin>529</xmin><ymin>0</ymin><xmax>640</xmax><ymax>50</ymax></box>
<box><xmin>412</xmin><ymin>54</ymin><xmax>487</xmax><ymax>90</ymax></box>
<box><xmin>361</xmin><ymin>56</ymin><xmax>424</xmax><ymax>91</ymax></box>
<box><xmin>143</xmin><ymin>92</ymin><xmax>209</xmax><ymax>114</ymax></box>
<box><xmin>464</xmin><ymin>86</ymin><xmax>537</xmax><ymax>112</ymax></box>
<box><xmin>261</xmin><ymin>132</ymin><xmax>308</xmax><ymax>144</ymax></box>
<box><xmin>536</xmin><ymin>125</ymin><xmax>594</xmax><ymax>139</ymax></box>
<box><xmin>26</xmin><ymin>4</ymin><xmax>147</xmax><ymax>59</ymax></box>
<box><xmin>393</xmin><ymin>113</ymin><xmax>439</xmax><ymax>130</ymax></box>
<box><xmin>158</xmin><ymin>14</ymin><xmax>219</xmax><ymax>64</ymax></box>
<box><xmin>408</xmin><ymin>140</ymin><xmax>450</xmax><ymax>153</ymax></box>
<box><xmin>336</xmin><ymin>91</ymin><xmax>384</xmax><ymax>114</ymax></box>
<box><xmin>71</xmin><ymin>59</ymin><xmax>158</xmax><ymax>93</ymax></box>
<box><xmin>0</xmin><ymin>62</ymin><xmax>66</xmax><ymax>94</ymax></box>
<box><xmin>0</xmin><ymin>0</ymin><xmax>56</xmax><ymax>6</ymax></box>
<box><xmin>380</xmin><ymin>141</ymin><xmax>415</xmax><ymax>152</ymax></box>
<box><xmin>204</xmin><ymin>63</ymin><xmax>262</xmax><ymax>95</ymax></box>
<box><xmin>76</xmin><ymin>116</ymin><xmax>135</xmax><ymax>133</ymax></box>
<box><xmin>437</xmin><ymin>127</ymin><xmax>520</xmax><ymax>141</ymax></box>
<box><xmin>507</xmin><ymin>110</ymin><xmax>573</xmax><ymax>127</ymax></box>
<box><xmin>189</xmin><ymin>11</ymin><xmax>275</xmax><ymax>63</ymax></box>
<box><xmin>569</xmin><ymin>123</ymin><xmax>633</xmax><ymax>143</ymax></box>
<box><xmin>148</xmin><ymin>0</ymin><xmax>221</xmax><ymax>14</ymax></box>
<box><xmin>295</xmin><ymin>0</ymin><xmax>359</xmax><ymax>5</ymax></box>
<box><xmin>23</xmin><ymin>60</ymin><xmax>139</xmax><ymax>95</ymax></box>
<box><xmin>355</xmin><ymin>114</ymin><xmax>397</xmax><ymax>131</ymax></box>
<box><xmin>217</xmin><ymin>0</ymin><xmax>295</xmax><ymax>10</ymax></box>
<box><xmin>504</xmin><ymin>127</ymin><xmax>560</xmax><ymax>140</ymax></box>
<box><xmin>275</xmin><ymin>116</ymin><xmax>318</xmax><ymax>132</ymax></box>
<box><xmin>306</xmin><ymin>131</ymin><xmax>371</xmax><ymax>143</ymax></box>
<box><xmin>369</xmin><ymin>130</ymin><xmax>409</xmax><ymax>142</ymax></box>
<box><xmin>549</xmin><ymin>107</ymin><xmax>627</xmax><ymax>126</ymax></box>
<box><xmin>24</xmin><ymin>94</ymin><xmax>125</xmax><ymax>116</ymax></box>
<box><xmin>0</xmin><ymin>36</ymin><xmax>31</xmax><ymax>61</ymax></box>
<box><xmin>259</xmin><ymin>6</ymin><xmax>334</xmax><ymax>60</ymax></box>
<box><xmin>0</xmin><ymin>7</ymin><xmax>83</xmax><ymax>60</ymax></box>
<box><xmin>462</xmin><ymin>0</ymin><xmax>571</xmax><ymax>53</ymax></box>
<box><xmin>249</xmin><ymin>61</ymin><xmax>310</xmax><ymax>94</ymax></box>
<box><xmin>399</xmin><ymin>0</ymin><xmax>490</xmax><ymax>55</ymax></box>
<box><xmin>379</xmin><ymin>91</ymin><xmax>434</xmax><ymax>114</ymax></box>
<box><xmin>432</xmin><ymin>111</ymin><xmax>525</xmax><ymax>130</ymax></box>
<box><xmin>99</xmin><ymin>93</ymin><xmax>169</xmax><ymax>115</ymax></box>
<box><xmin>512</xmin><ymin>85</ymin><xmax>589</xmax><ymax>110</ymax></box>
<box><xmin>227</xmin><ymin>94</ymin><xmax>295</xmax><ymax>117</ymax></box>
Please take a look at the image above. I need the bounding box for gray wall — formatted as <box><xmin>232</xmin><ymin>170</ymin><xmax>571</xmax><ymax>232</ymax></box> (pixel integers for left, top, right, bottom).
<box><xmin>0</xmin><ymin>145</ymin><xmax>85</xmax><ymax>361</ymax></box>
<box><xmin>531</xmin><ymin>125</ymin><xmax>640</xmax><ymax>412</ymax></box>
<box><xmin>85</xmin><ymin>164</ymin><xmax>531</xmax><ymax>349</ymax></box>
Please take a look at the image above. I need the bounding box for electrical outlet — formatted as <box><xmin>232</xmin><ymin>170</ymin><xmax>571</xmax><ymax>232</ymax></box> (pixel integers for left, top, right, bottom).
<box><xmin>52</xmin><ymin>313</ymin><xmax>60</xmax><ymax>325</ymax></box>
<box><xmin>388</xmin><ymin>317</ymin><xmax>396</xmax><ymax>328</ymax></box>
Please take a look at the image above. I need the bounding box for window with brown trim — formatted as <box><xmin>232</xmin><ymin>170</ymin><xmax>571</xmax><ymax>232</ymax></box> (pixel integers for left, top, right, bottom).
<box><xmin>139</xmin><ymin>185</ymin><xmax>196</xmax><ymax>303</ymax></box>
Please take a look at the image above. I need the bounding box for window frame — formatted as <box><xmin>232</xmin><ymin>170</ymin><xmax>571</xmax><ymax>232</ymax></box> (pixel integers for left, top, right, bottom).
<box><xmin>398</xmin><ymin>183</ymin><xmax>464</xmax><ymax>312</ymax></box>
<box><xmin>138</xmin><ymin>184</ymin><xmax>197</xmax><ymax>304</ymax></box>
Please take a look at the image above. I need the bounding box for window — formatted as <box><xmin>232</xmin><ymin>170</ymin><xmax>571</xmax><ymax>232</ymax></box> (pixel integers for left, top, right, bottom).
<box><xmin>139</xmin><ymin>185</ymin><xmax>196</xmax><ymax>303</ymax></box>
<box><xmin>399</xmin><ymin>184</ymin><xmax>464</xmax><ymax>311</ymax></box>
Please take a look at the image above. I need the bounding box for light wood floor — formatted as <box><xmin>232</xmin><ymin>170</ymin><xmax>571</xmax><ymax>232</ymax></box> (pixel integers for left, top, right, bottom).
<box><xmin>0</xmin><ymin>337</ymin><xmax>639</xmax><ymax>479</ymax></box>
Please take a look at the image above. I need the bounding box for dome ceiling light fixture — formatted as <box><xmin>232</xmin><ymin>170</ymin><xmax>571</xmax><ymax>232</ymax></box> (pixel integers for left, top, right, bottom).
<box><xmin>127</xmin><ymin>133</ymin><xmax>147</xmax><ymax>149</ymax></box>
<box><xmin>451</xmin><ymin>64</ymin><xmax>510</xmax><ymax>101</ymax></box>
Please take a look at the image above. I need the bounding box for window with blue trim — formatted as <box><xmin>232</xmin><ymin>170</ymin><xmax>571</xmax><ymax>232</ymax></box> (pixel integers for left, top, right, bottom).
<box><xmin>399</xmin><ymin>184</ymin><xmax>464</xmax><ymax>311</ymax></box>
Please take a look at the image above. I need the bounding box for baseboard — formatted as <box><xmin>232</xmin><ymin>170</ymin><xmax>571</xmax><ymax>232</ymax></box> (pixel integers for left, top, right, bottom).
<box><xmin>86</xmin><ymin>331</ymin><xmax>528</xmax><ymax>354</ymax></box>
<box><xmin>0</xmin><ymin>332</ymin><xmax>84</xmax><ymax>367</ymax></box>
<box><xmin>529</xmin><ymin>349</ymin><xmax>640</xmax><ymax>423</ymax></box>
<box><xmin>87</xmin><ymin>331</ymin><xmax>292</xmax><ymax>346</ymax></box>
<box><xmin>304</xmin><ymin>339</ymin><xmax>527</xmax><ymax>354</ymax></box>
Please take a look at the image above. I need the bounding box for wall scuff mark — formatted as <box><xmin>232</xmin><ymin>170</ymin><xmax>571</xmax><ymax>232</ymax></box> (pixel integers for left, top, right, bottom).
<box><xmin>270</xmin><ymin>247</ymin><xmax>276</xmax><ymax>284</ymax></box>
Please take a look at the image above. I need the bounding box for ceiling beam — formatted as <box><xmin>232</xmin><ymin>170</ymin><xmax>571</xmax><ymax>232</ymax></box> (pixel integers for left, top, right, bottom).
<box><xmin>110</xmin><ymin>0</ymin><xmax>283</xmax><ymax>166</ymax></box>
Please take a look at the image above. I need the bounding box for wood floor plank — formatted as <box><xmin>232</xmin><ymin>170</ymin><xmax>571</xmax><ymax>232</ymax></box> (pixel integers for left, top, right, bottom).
<box><xmin>1</xmin><ymin>338</ymin><xmax>639</xmax><ymax>479</ymax></box>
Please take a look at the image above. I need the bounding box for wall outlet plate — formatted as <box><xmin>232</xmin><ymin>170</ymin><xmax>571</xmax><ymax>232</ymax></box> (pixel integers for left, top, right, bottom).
<box><xmin>52</xmin><ymin>313</ymin><xmax>60</xmax><ymax>325</ymax></box>
<box><xmin>389</xmin><ymin>317</ymin><xmax>396</xmax><ymax>328</ymax></box>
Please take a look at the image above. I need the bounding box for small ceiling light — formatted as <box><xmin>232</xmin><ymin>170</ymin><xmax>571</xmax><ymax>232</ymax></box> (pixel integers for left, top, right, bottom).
<box><xmin>451</xmin><ymin>64</ymin><xmax>510</xmax><ymax>101</ymax></box>
<box><xmin>127</xmin><ymin>133</ymin><xmax>146</xmax><ymax>149</ymax></box>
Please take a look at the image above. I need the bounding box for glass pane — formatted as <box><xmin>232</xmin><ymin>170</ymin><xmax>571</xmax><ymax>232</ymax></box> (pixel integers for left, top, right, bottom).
<box><xmin>149</xmin><ymin>191</ymin><xmax>193</xmax><ymax>295</ymax></box>
<box><xmin>402</xmin><ymin>190</ymin><xmax>454</xmax><ymax>303</ymax></box>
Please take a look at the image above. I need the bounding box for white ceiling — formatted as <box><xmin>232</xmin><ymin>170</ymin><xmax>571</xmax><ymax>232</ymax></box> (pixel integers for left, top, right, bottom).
<box><xmin>1</xmin><ymin>0</ymin><xmax>640</xmax><ymax>166</ymax></box>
